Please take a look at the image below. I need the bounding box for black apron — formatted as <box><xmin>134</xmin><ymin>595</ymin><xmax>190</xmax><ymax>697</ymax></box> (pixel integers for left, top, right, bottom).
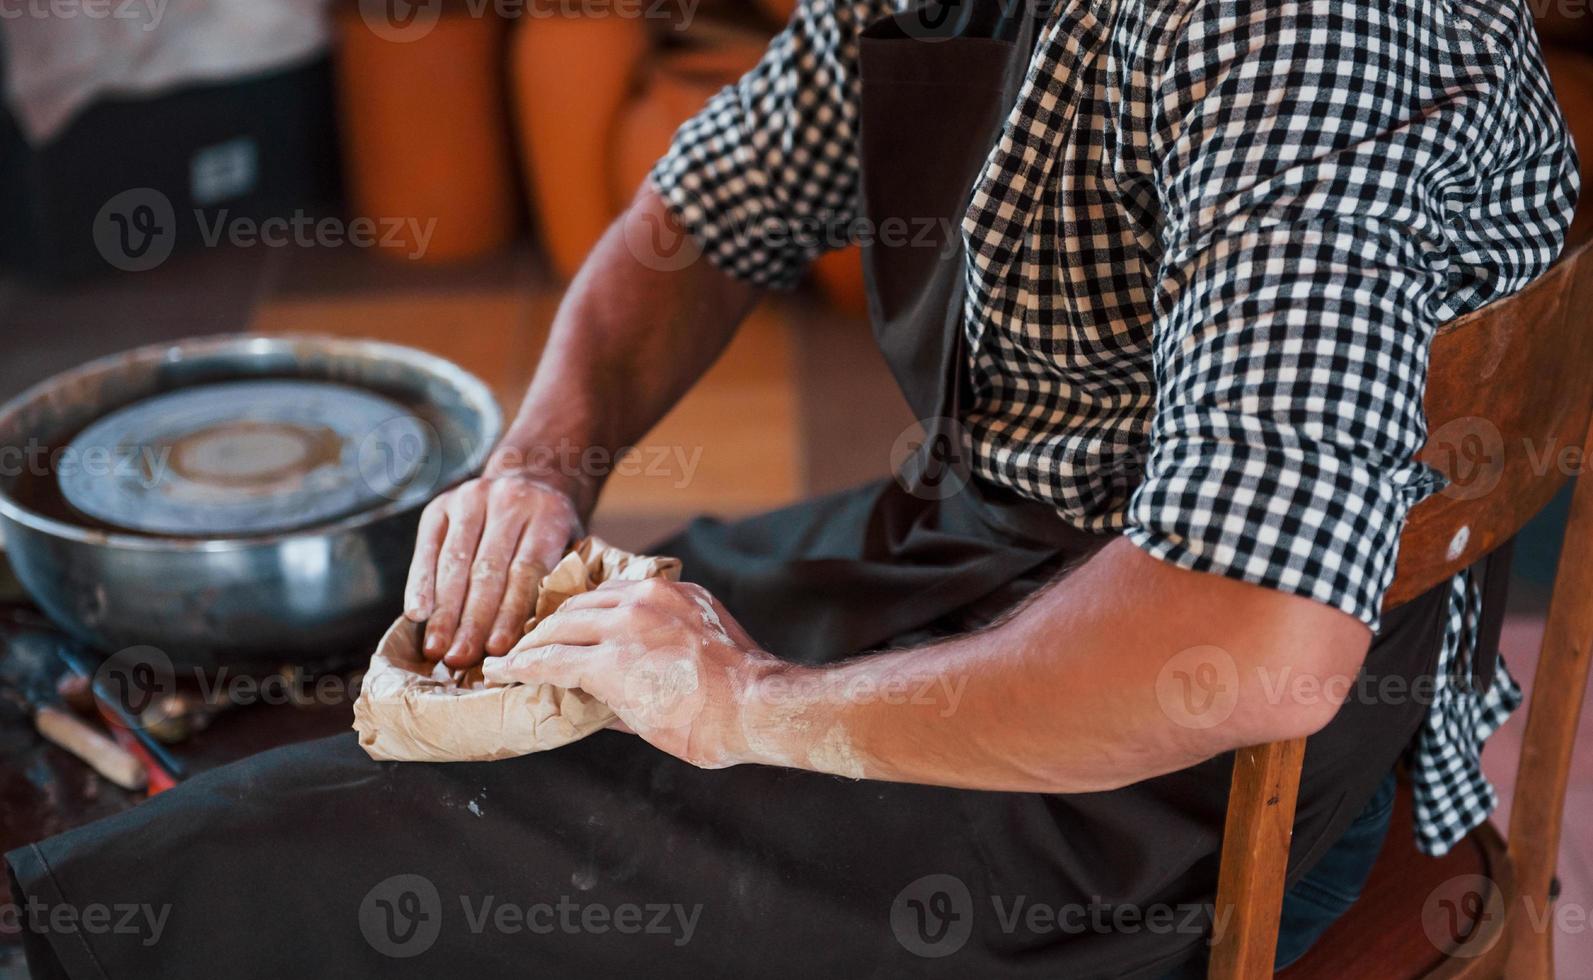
<box><xmin>666</xmin><ymin>0</ymin><xmax>1107</xmax><ymax>668</ymax></box>
<box><xmin>6</xmin><ymin>3</ymin><xmax>1459</xmax><ymax>977</ymax></box>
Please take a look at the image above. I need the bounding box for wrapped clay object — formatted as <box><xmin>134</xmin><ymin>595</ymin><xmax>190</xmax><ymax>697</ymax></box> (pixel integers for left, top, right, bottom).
<box><xmin>353</xmin><ymin>537</ymin><xmax>681</xmax><ymax>762</ymax></box>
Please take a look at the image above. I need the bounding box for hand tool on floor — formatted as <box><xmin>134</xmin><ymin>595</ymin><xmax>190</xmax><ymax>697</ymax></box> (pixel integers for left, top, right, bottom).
<box><xmin>54</xmin><ymin>639</ymin><xmax>190</xmax><ymax>782</ymax></box>
<box><xmin>0</xmin><ymin>629</ymin><xmax>147</xmax><ymax>792</ymax></box>
<box><xmin>96</xmin><ymin>702</ymin><xmax>180</xmax><ymax>795</ymax></box>
<box><xmin>33</xmin><ymin>701</ymin><xmax>147</xmax><ymax>791</ymax></box>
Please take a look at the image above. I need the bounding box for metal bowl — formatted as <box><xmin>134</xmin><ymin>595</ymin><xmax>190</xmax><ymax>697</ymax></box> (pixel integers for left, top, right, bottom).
<box><xmin>0</xmin><ymin>334</ymin><xmax>502</xmax><ymax>669</ymax></box>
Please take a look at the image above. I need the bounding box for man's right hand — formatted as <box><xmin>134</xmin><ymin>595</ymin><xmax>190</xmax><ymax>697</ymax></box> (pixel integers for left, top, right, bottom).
<box><xmin>403</xmin><ymin>473</ymin><xmax>583</xmax><ymax>668</ymax></box>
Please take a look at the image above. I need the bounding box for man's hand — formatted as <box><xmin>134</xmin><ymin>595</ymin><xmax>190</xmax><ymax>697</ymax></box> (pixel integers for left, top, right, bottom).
<box><xmin>404</xmin><ymin>474</ymin><xmax>583</xmax><ymax>668</ymax></box>
<box><xmin>483</xmin><ymin>579</ymin><xmax>784</xmax><ymax>769</ymax></box>
<box><xmin>403</xmin><ymin>183</ymin><xmax>760</xmax><ymax>669</ymax></box>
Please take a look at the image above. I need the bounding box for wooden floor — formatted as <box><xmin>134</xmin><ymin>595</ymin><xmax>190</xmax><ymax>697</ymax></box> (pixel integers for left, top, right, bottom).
<box><xmin>0</xmin><ymin>240</ymin><xmax>913</xmax><ymax>547</ymax></box>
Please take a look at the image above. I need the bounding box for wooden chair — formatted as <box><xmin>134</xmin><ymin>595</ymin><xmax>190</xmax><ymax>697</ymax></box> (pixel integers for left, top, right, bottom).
<box><xmin>1208</xmin><ymin>234</ymin><xmax>1593</xmax><ymax>979</ymax></box>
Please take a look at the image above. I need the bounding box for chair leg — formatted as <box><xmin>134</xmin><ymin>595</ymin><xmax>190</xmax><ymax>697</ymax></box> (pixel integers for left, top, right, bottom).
<box><xmin>1209</xmin><ymin>737</ymin><xmax>1308</xmax><ymax>980</ymax></box>
<box><xmin>1503</xmin><ymin>470</ymin><xmax>1593</xmax><ymax>979</ymax></box>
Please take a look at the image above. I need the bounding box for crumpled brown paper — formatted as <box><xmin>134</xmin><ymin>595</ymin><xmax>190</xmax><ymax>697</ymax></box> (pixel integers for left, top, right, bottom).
<box><xmin>353</xmin><ymin>537</ymin><xmax>681</xmax><ymax>762</ymax></box>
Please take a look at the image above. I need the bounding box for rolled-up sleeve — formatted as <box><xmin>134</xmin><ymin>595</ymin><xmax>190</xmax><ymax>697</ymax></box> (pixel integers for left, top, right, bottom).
<box><xmin>649</xmin><ymin>0</ymin><xmax>889</xmax><ymax>288</ymax></box>
<box><xmin>1123</xmin><ymin>0</ymin><xmax>1577</xmax><ymax>627</ymax></box>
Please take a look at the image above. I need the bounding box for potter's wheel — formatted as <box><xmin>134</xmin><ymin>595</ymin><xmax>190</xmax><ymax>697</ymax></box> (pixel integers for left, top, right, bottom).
<box><xmin>57</xmin><ymin>379</ymin><xmax>431</xmax><ymax>536</ymax></box>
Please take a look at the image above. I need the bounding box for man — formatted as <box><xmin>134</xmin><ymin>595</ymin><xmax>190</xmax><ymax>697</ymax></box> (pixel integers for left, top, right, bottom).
<box><xmin>7</xmin><ymin>0</ymin><xmax>1578</xmax><ymax>976</ymax></box>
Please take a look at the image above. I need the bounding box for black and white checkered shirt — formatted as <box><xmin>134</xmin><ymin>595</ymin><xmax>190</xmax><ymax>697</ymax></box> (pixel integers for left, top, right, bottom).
<box><xmin>651</xmin><ymin>0</ymin><xmax>1579</xmax><ymax>854</ymax></box>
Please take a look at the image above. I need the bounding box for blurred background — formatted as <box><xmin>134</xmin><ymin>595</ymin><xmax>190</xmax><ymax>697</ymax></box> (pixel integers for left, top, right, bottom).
<box><xmin>0</xmin><ymin>0</ymin><xmax>914</xmax><ymax>552</ymax></box>
<box><xmin>0</xmin><ymin>1</ymin><xmax>1591</xmax><ymax>974</ymax></box>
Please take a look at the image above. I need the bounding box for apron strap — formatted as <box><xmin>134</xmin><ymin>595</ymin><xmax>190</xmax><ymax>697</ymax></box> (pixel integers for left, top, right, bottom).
<box><xmin>1469</xmin><ymin>539</ymin><xmax>1512</xmax><ymax>694</ymax></box>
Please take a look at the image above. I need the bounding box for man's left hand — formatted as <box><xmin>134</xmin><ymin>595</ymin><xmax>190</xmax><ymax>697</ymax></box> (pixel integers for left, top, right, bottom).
<box><xmin>483</xmin><ymin>579</ymin><xmax>783</xmax><ymax>768</ymax></box>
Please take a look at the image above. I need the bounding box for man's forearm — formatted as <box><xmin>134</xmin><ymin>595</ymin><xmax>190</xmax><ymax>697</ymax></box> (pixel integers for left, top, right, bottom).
<box><xmin>736</xmin><ymin>539</ymin><xmax>1374</xmax><ymax>793</ymax></box>
<box><xmin>493</xmin><ymin>183</ymin><xmax>761</xmax><ymax>518</ymax></box>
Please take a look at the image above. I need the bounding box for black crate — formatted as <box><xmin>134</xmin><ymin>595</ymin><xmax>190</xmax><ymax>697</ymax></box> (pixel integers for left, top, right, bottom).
<box><xmin>0</xmin><ymin>55</ymin><xmax>342</xmax><ymax>281</ymax></box>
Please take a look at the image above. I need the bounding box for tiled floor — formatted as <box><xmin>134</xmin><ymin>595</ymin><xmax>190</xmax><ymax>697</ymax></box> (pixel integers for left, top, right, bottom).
<box><xmin>1</xmin><ymin>241</ymin><xmax>1588</xmax><ymax>974</ymax></box>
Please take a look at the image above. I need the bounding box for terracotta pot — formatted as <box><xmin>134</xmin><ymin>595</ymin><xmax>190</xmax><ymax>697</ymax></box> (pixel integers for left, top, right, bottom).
<box><xmin>609</xmin><ymin>40</ymin><xmax>766</xmax><ymax>209</ymax></box>
<box><xmin>334</xmin><ymin>8</ymin><xmax>518</xmax><ymax>263</ymax></box>
<box><xmin>1536</xmin><ymin>8</ymin><xmax>1593</xmax><ymax>49</ymax></box>
<box><xmin>751</xmin><ymin>0</ymin><xmax>797</xmax><ymax>26</ymax></box>
<box><xmin>810</xmin><ymin>245</ymin><xmax>869</xmax><ymax>318</ymax></box>
<box><xmin>610</xmin><ymin>86</ymin><xmax>689</xmax><ymax>214</ymax></box>
<box><xmin>1545</xmin><ymin>50</ymin><xmax>1593</xmax><ymax>248</ymax></box>
<box><xmin>656</xmin><ymin>33</ymin><xmax>770</xmax><ymax>90</ymax></box>
<box><xmin>510</xmin><ymin>15</ymin><xmax>649</xmax><ymax>279</ymax></box>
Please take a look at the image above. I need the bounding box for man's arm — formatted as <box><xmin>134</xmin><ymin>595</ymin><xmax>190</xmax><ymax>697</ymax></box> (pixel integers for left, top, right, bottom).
<box><xmin>404</xmin><ymin>184</ymin><xmax>761</xmax><ymax>666</ymax></box>
<box><xmin>742</xmin><ymin>539</ymin><xmax>1369</xmax><ymax>791</ymax></box>
<box><xmin>484</xmin><ymin>538</ymin><xmax>1370</xmax><ymax>789</ymax></box>
<box><xmin>491</xmin><ymin>186</ymin><xmax>760</xmax><ymax>519</ymax></box>
<box><xmin>406</xmin><ymin>0</ymin><xmax>878</xmax><ymax>666</ymax></box>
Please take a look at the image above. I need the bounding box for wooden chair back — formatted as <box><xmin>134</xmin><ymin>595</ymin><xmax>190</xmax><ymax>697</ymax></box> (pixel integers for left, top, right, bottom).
<box><xmin>1209</xmin><ymin>237</ymin><xmax>1593</xmax><ymax>979</ymax></box>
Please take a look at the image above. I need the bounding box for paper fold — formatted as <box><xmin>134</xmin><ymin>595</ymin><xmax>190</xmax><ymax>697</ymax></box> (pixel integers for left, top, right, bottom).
<box><xmin>353</xmin><ymin>536</ymin><xmax>681</xmax><ymax>762</ymax></box>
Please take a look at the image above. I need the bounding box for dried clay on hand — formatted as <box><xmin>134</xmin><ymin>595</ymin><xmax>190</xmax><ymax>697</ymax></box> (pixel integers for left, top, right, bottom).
<box><xmin>353</xmin><ymin>537</ymin><xmax>681</xmax><ymax>762</ymax></box>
